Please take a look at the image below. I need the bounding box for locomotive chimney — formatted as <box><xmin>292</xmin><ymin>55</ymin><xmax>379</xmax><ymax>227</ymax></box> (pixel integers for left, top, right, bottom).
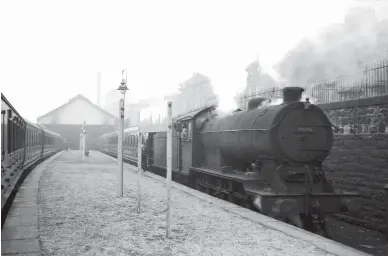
<box><xmin>247</xmin><ymin>97</ymin><xmax>267</xmax><ymax>110</ymax></box>
<box><xmin>282</xmin><ymin>87</ymin><xmax>304</xmax><ymax>104</ymax></box>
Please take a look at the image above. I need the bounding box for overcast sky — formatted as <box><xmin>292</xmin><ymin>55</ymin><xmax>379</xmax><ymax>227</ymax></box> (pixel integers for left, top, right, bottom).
<box><xmin>0</xmin><ymin>0</ymin><xmax>361</xmax><ymax>122</ymax></box>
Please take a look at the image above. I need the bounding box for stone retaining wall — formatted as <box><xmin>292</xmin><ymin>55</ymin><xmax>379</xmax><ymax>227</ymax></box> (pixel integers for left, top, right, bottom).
<box><xmin>319</xmin><ymin>95</ymin><xmax>388</xmax><ymax>232</ymax></box>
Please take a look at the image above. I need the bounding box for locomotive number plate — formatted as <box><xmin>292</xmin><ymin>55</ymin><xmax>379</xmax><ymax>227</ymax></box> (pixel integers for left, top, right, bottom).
<box><xmin>296</xmin><ymin>127</ymin><xmax>313</xmax><ymax>133</ymax></box>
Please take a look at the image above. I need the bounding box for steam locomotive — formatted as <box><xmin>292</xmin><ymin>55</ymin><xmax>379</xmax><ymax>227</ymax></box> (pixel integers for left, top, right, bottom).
<box><xmin>1</xmin><ymin>93</ymin><xmax>65</xmax><ymax>214</ymax></box>
<box><xmin>98</xmin><ymin>86</ymin><xmax>361</xmax><ymax>236</ymax></box>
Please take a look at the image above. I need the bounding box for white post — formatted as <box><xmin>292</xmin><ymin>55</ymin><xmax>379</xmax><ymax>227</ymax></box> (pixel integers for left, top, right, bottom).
<box><xmin>166</xmin><ymin>101</ymin><xmax>172</xmax><ymax>238</ymax></box>
<box><xmin>82</xmin><ymin>134</ymin><xmax>85</xmax><ymax>162</ymax></box>
<box><xmin>137</xmin><ymin>111</ymin><xmax>142</xmax><ymax>213</ymax></box>
<box><xmin>117</xmin><ymin>98</ymin><xmax>124</xmax><ymax>197</ymax></box>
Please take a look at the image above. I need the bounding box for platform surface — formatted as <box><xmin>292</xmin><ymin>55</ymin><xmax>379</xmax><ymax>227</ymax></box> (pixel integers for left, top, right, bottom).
<box><xmin>1</xmin><ymin>150</ymin><xmax>372</xmax><ymax>256</ymax></box>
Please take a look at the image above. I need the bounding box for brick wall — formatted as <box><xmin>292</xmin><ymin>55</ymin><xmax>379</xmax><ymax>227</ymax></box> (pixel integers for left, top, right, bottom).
<box><xmin>321</xmin><ymin>95</ymin><xmax>388</xmax><ymax>134</ymax></box>
<box><xmin>319</xmin><ymin>95</ymin><xmax>388</xmax><ymax>232</ymax></box>
<box><xmin>323</xmin><ymin>134</ymin><xmax>388</xmax><ymax>232</ymax></box>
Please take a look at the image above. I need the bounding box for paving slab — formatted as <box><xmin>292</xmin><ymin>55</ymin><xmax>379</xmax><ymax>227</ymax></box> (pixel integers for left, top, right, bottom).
<box><xmin>13</xmin><ymin>193</ymin><xmax>38</xmax><ymax>202</ymax></box>
<box><xmin>10</xmin><ymin>201</ymin><xmax>38</xmax><ymax>208</ymax></box>
<box><xmin>6</xmin><ymin>207</ymin><xmax>38</xmax><ymax>217</ymax></box>
<box><xmin>2</xmin><ymin>225</ymin><xmax>39</xmax><ymax>240</ymax></box>
<box><xmin>6</xmin><ymin>253</ymin><xmax>41</xmax><ymax>256</ymax></box>
<box><xmin>1</xmin><ymin>238</ymin><xmax>40</xmax><ymax>254</ymax></box>
<box><xmin>4</xmin><ymin>214</ymin><xmax>38</xmax><ymax>227</ymax></box>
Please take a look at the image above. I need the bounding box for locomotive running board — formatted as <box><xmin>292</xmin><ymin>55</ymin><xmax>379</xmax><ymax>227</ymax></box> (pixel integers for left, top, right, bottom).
<box><xmin>243</xmin><ymin>180</ymin><xmax>359</xmax><ymax>197</ymax></box>
<box><xmin>190</xmin><ymin>167</ymin><xmax>262</xmax><ymax>182</ymax></box>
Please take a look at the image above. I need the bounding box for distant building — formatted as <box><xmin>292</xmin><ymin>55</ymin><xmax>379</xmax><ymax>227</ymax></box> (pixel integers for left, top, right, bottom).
<box><xmin>245</xmin><ymin>60</ymin><xmax>277</xmax><ymax>95</ymax></box>
<box><xmin>175</xmin><ymin>73</ymin><xmax>218</xmax><ymax>117</ymax></box>
<box><xmin>37</xmin><ymin>94</ymin><xmax>117</xmax><ymax>149</ymax></box>
<box><xmin>237</xmin><ymin>59</ymin><xmax>279</xmax><ymax>109</ymax></box>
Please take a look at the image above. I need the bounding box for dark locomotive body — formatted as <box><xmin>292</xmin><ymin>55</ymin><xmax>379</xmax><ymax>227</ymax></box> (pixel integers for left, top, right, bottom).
<box><xmin>97</xmin><ymin>87</ymin><xmax>360</xmax><ymax>234</ymax></box>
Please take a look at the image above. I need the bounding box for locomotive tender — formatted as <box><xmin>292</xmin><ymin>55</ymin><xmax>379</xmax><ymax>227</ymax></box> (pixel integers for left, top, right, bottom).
<box><xmin>1</xmin><ymin>93</ymin><xmax>65</xmax><ymax>221</ymax></box>
<box><xmin>98</xmin><ymin>86</ymin><xmax>360</xmax><ymax>235</ymax></box>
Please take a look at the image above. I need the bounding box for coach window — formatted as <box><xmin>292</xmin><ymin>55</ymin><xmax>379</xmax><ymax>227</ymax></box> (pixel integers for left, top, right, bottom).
<box><xmin>135</xmin><ymin>135</ymin><xmax>138</xmax><ymax>147</ymax></box>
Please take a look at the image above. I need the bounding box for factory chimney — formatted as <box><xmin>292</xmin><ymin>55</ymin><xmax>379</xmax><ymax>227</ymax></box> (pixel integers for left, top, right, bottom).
<box><xmin>97</xmin><ymin>72</ymin><xmax>101</xmax><ymax>107</ymax></box>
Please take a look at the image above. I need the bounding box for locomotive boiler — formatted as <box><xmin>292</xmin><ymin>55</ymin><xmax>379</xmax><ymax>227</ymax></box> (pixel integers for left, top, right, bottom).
<box><xmin>200</xmin><ymin>87</ymin><xmax>332</xmax><ymax>165</ymax></box>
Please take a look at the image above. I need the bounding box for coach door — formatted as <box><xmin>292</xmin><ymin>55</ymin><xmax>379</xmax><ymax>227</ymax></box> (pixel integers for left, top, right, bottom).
<box><xmin>146</xmin><ymin>133</ymin><xmax>154</xmax><ymax>166</ymax></box>
<box><xmin>179</xmin><ymin>120</ymin><xmax>193</xmax><ymax>175</ymax></box>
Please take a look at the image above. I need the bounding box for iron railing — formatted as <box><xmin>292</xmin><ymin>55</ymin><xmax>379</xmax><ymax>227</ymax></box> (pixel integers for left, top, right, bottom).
<box><xmin>236</xmin><ymin>59</ymin><xmax>388</xmax><ymax>108</ymax></box>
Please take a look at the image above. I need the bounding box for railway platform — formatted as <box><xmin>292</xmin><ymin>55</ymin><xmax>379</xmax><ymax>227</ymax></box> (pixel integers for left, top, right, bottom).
<box><xmin>0</xmin><ymin>150</ymin><xmax>378</xmax><ymax>256</ymax></box>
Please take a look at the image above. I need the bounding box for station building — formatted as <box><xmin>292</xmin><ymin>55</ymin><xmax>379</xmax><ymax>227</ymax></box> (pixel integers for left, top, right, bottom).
<box><xmin>37</xmin><ymin>94</ymin><xmax>117</xmax><ymax>150</ymax></box>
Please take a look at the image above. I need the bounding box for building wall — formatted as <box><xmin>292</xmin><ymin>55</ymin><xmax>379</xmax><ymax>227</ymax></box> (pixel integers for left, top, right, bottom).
<box><xmin>319</xmin><ymin>95</ymin><xmax>388</xmax><ymax>232</ymax></box>
<box><xmin>38</xmin><ymin>99</ymin><xmax>116</xmax><ymax>126</ymax></box>
<box><xmin>321</xmin><ymin>95</ymin><xmax>388</xmax><ymax>132</ymax></box>
<box><xmin>41</xmin><ymin>124</ymin><xmax>115</xmax><ymax>150</ymax></box>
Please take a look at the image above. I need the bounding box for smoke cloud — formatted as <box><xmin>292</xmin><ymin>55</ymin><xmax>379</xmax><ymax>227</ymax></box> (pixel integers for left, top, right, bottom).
<box><xmin>275</xmin><ymin>5</ymin><xmax>388</xmax><ymax>86</ymax></box>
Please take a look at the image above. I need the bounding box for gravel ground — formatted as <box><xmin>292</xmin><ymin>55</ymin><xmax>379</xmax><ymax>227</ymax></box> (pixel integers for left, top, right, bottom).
<box><xmin>38</xmin><ymin>150</ymin><xmax>335</xmax><ymax>256</ymax></box>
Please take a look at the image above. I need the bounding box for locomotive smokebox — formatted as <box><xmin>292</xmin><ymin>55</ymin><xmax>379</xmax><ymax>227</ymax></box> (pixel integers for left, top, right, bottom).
<box><xmin>282</xmin><ymin>87</ymin><xmax>305</xmax><ymax>103</ymax></box>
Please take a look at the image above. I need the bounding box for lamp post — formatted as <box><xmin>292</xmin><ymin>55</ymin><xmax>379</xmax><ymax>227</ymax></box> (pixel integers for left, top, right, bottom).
<box><xmin>117</xmin><ymin>70</ymin><xmax>129</xmax><ymax>197</ymax></box>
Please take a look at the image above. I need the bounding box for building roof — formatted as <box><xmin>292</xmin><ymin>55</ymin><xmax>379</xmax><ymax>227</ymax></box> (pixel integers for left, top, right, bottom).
<box><xmin>38</xmin><ymin>94</ymin><xmax>118</xmax><ymax>121</ymax></box>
